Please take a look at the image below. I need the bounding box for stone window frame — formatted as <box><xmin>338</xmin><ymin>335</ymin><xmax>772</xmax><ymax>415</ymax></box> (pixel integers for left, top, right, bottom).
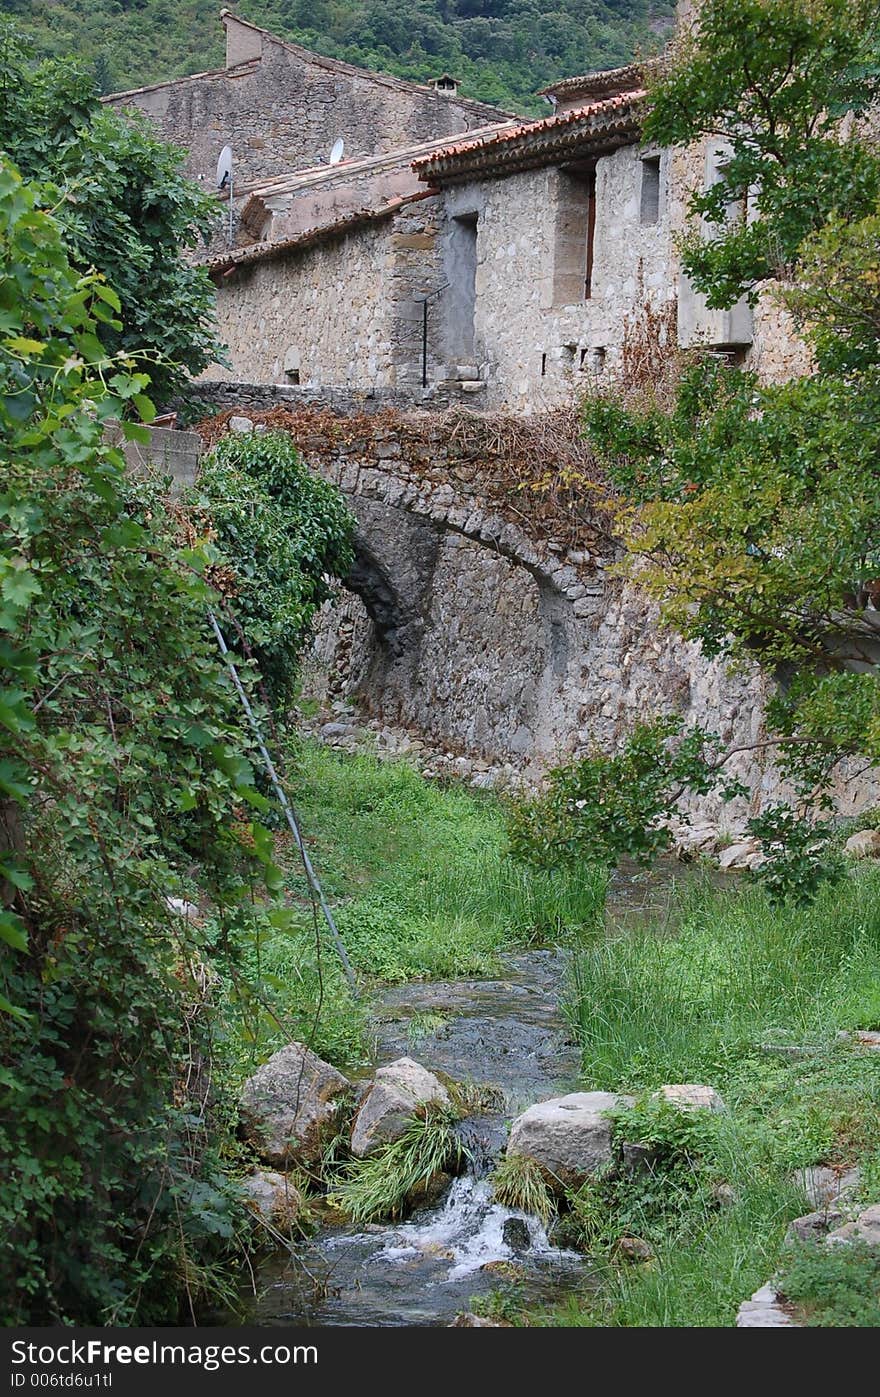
<box><xmin>552</xmin><ymin>164</ymin><xmax>597</xmax><ymax>308</ymax></box>
<box><xmin>639</xmin><ymin>152</ymin><xmax>662</xmax><ymax>226</ymax></box>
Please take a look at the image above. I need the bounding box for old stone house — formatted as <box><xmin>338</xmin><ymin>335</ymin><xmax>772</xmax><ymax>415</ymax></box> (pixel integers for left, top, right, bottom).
<box><xmin>191</xmin><ymin>43</ymin><xmax>810</xmax><ymax>409</ymax></box>
<box><xmin>106</xmin><ymin>11</ymin><xmax>508</xmax><ymax>190</ymax></box>
<box><xmin>117</xmin><ymin>5</ymin><xmax>859</xmax><ymax>822</ymax></box>
<box><xmin>108</xmin><ymin>8</ymin><xmax>810</xmax><ymax>407</ymax></box>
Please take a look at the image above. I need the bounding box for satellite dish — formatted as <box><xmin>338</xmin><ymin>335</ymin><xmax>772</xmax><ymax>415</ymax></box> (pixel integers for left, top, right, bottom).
<box><xmin>329</xmin><ymin>137</ymin><xmax>345</xmax><ymax>166</ymax></box>
<box><xmin>216</xmin><ymin>144</ymin><xmax>233</xmax><ymax>191</ymax></box>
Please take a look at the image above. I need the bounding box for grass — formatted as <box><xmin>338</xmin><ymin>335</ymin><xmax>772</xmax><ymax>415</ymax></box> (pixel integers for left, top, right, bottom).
<box><xmin>328</xmin><ymin>1109</ymin><xmax>463</xmax><ymax>1223</ymax></box>
<box><xmin>223</xmin><ymin>740</ymin><xmax>605</xmax><ymax>1075</ymax></box>
<box><xmin>491</xmin><ymin>1152</ymin><xmax>555</xmax><ymax>1225</ymax></box>
<box><xmin>283</xmin><ymin>742</ymin><xmax>608</xmax><ymax>984</ymax></box>
<box><xmin>530</xmin><ymin>868</ymin><xmax>880</xmax><ymax>1327</ymax></box>
<box><xmin>568</xmin><ymin>872</ymin><xmax>880</xmax><ymax>1088</ymax></box>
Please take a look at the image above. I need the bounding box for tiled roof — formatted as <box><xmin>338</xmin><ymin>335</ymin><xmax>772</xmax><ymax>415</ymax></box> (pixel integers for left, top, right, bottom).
<box><xmin>538</xmin><ymin>59</ymin><xmax>659</xmax><ymax>103</ymax></box>
<box><xmin>199</xmin><ymin>190</ymin><xmax>436</xmax><ymax>274</ymax></box>
<box><xmin>231</xmin><ymin>121</ymin><xmax>513</xmax><ymax>204</ymax></box>
<box><xmin>413</xmin><ymin>90</ymin><xmax>646</xmax><ymax>183</ymax></box>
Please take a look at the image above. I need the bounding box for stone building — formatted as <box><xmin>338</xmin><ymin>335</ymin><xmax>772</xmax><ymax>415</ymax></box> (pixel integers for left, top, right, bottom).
<box><xmin>105</xmin><ymin>10</ymin><xmax>509</xmax><ymax>189</ymax></box>
<box><xmin>194</xmin><ymin>36</ymin><xmax>811</xmax><ymax>409</ymax></box>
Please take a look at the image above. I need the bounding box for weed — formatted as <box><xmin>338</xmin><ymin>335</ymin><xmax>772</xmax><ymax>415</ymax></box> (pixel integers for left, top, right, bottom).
<box><xmin>778</xmin><ymin>1242</ymin><xmax>880</xmax><ymax>1326</ymax></box>
<box><xmin>406</xmin><ymin>1011</ymin><xmax>450</xmax><ymax>1044</ymax></box>
<box><xmin>491</xmin><ymin>1153</ymin><xmax>556</xmax><ymax>1225</ymax></box>
<box><xmin>328</xmin><ymin>1109</ymin><xmax>464</xmax><ymax>1224</ymax></box>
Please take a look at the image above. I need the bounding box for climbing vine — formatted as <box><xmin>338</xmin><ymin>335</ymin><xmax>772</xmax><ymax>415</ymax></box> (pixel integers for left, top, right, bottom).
<box><xmin>0</xmin><ymin>159</ymin><xmax>351</xmax><ymax>1322</ymax></box>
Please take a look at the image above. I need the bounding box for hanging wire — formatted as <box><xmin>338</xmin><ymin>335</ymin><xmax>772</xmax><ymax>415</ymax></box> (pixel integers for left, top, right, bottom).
<box><xmin>207</xmin><ymin>610</ymin><xmax>358</xmax><ymax>997</ymax></box>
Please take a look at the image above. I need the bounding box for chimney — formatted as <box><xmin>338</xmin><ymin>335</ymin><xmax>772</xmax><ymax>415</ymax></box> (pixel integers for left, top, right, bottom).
<box><xmin>220</xmin><ymin>10</ymin><xmax>263</xmax><ymax>68</ymax></box>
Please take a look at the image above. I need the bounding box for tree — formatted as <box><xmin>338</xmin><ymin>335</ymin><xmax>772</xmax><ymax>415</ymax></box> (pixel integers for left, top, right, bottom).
<box><xmin>645</xmin><ymin>0</ymin><xmax>880</xmax><ymax>306</ymax></box>
<box><xmin>515</xmin><ymin>1</ymin><xmax>880</xmax><ymax>898</ymax></box>
<box><xmin>0</xmin><ymin>153</ymin><xmax>353</xmax><ymax>1320</ymax></box>
<box><xmin>0</xmin><ymin>21</ymin><xmax>221</xmax><ymax>402</ymax></box>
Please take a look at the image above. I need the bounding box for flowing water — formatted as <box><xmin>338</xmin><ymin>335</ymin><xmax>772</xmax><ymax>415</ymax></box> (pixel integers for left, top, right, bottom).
<box><xmin>245</xmin><ymin>862</ymin><xmax>705</xmax><ymax>1326</ymax></box>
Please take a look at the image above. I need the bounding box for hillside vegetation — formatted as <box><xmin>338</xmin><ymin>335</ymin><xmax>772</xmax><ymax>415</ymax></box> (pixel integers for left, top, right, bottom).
<box><xmin>6</xmin><ymin>0</ymin><xmax>674</xmax><ymax>113</ymax></box>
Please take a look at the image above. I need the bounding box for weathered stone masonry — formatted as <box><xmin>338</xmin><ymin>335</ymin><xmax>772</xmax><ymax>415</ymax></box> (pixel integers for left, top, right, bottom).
<box><xmin>106</xmin><ymin>12</ymin><xmax>508</xmax><ymax>189</ymax></box>
<box><xmin>193</xmin><ymin>394</ymin><xmax>805</xmax><ymax>824</ymax></box>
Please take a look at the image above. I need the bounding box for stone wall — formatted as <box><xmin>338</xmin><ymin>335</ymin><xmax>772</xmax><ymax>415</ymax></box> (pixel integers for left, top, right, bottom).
<box><xmin>440</xmin><ymin>146</ymin><xmax>676</xmax><ymax>412</ymax></box>
<box><xmin>197</xmin><ymin>401</ymin><xmax>879</xmax><ymax>823</ymax></box>
<box><xmin>106</xmin><ymin>15</ymin><xmax>507</xmax><ymax>191</ymax></box>
<box><xmin>205</xmin><ymin>217</ymin><xmax>398</xmax><ymax>387</ymax></box>
<box><xmin>205</xmin><ymin>197</ymin><xmax>451</xmax><ymax>391</ymax></box>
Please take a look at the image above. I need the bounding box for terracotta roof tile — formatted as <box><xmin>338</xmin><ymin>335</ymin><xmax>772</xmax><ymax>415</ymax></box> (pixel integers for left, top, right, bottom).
<box><xmin>413</xmin><ymin>90</ymin><xmax>646</xmax><ymax>180</ymax></box>
<box><xmin>199</xmin><ymin>190</ymin><xmax>435</xmax><ymax>273</ymax></box>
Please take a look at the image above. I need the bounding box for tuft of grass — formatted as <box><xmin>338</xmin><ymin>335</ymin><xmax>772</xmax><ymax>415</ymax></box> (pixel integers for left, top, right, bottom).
<box><xmin>329</xmin><ymin>1110</ymin><xmax>463</xmax><ymax>1224</ymax></box>
<box><xmin>407</xmin><ymin>1010</ymin><xmax>450</xmax><ymax>1044</ymax></box>
<box><xmin>491</xmin><ymin>1152</ymin><xmax>556</xmax><ymax>1225</ymax></box>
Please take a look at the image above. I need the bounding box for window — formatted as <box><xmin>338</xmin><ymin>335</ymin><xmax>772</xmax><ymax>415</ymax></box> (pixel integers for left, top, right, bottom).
<box><xmin>449</xmin><ymin>212</ymin><xmax>478</xmax><ymax>361</ymax></box>
<box><xmin>553</xmin><ymin>168</ymin><xmax>596</xmax><ymax>306</ymax></box>
<box><xmin>640</xmin><ymin>155</ymin><xmax>661</xmax><ymax>225</ymax></box>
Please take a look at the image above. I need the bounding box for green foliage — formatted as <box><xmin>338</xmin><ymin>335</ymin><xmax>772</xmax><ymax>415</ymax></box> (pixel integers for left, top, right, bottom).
<box><xmin>568</xmin><ymin>870</ymin><xmax>880</xmax><ymax>1088</ymax></box>
<box><xmin>745</xmin><ymin>803</ymin><xmax>845</xmax><ymax>907</ymax></box>
<box><xmin>10</xmin><ymin>0</ymin><xmax>674</xmax><ymax>117</ymax></box>
<box><xmin>0</xmin><ymin>156</ymin><xmax>352</xmax><ymax>1323</ymax></box>
<box><xmin>329</xmin><ymin>1108</ymin><xmax>463</xmax><ymax>1223</ymax></box>
<box><xmin>778</xmin><ymin>1242</ymin><xmax>880</xmax><ymax>1327</ymax></box>
<box><xmin>785</xmin><ymin>209</ymin><xmax>880</xmax><ymax>375</ymax></box>
<box><xmin>279</xmin><ymin>743</ymin><xmax>607</xmax><ymax>984</ymax></box>
<box><xmin>0</xmin><ymin>22</ymin><xmax>221</xmax><ymax>401</ymax></box>
<box><xmin>507</xmin><ymin>716</ymin><xmax>741</xmax><ymax>871</ymax></box>
<box><xmin>193</xmin><ymin>431</ymin><xmax>355</xmax><ymax>712</ymax></box>
<box><xmin>563</xmin><ymin>1097</ymin><xmax>728</xmax><ymax>1254</ymax></box>
<box><xmin>0</xmin><ymin>157</ymin><xmax>266</xmax><ymax>1322</ymax></box>
<box><xmin>491</xmin><ymin>1151</ymin><xmax>555</xmax><ymax>1225</ymax></box>
<box><xmin>645</xmin><ymin>0</ymin><xmax>880</xmax><ymax>306</ymax></box>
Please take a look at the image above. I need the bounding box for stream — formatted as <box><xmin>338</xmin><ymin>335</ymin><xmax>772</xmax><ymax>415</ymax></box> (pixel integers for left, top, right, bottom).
<box><xmin>245</xmin><ymin>864</ymin><xmax>691</xmax><ymax>1327</ymax></box>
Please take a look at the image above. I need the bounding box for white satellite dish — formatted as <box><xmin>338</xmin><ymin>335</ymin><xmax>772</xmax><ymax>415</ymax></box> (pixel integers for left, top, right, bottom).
<box><xmin>216</xmin><ymin>144</ymin><xmax>233</xmax><ymax>190</ymax></box>
<box><xmin>329</xmin><ymin>137</ymin><xmax>345</xmax><ymax>166</ymax></box>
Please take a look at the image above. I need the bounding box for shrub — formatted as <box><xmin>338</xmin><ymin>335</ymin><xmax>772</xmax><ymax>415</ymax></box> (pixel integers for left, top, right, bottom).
<box><xmin>778</xmin><ymin>1241</ymin><xmax>880</xmax><ymax>1327</ymax></box>
<box><xmin>193</xmin><ymin>431</ymin><xmax>355</xmax><ymax>712</ymax></box>
<box><xmin>329</xmin><ymin>1109</ymin><xmax>464</xmax><ymax>1224</ymax></box>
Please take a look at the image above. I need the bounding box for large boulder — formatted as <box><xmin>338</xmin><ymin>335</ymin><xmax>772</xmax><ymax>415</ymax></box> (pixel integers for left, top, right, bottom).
<box><xmin>506</xmin><ymin>1091</ymin><xmax>633</xmax><ymax>1191</ymax></box>
<box><xmin>843</xmin><ymin>829</ymin><xmax>880</xmax><ymax>859</ymax></box>
<box><xmin>240</xmin><ymin>1170</ymin><xmax>303</xmax><ymax>1231</ymax></box>
<box><xmin>795</xmin><ymin>1164</ymin><xmax>860</xmax><ymax>1210</ymax></box>
<box><xmin>718</xmin><ymin>838</ymin><xmax>764</xmax><ymax>871</ymax></box>
<box><xmin>350</xmin><ymin>1056</ymin><xmax>450</xmax><ymax>1158</ymax></box>
<box><xmin>240</xmin><ymin>1042</ymin><xmax>351</xmax><ymax>1167</ymax></box>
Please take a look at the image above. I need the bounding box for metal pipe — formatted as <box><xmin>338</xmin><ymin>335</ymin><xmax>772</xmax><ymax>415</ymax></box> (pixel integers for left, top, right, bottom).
<box><xmin>208</xmin><ymin>611</ymin><xmax>358</xmax><ymax>996</ymax></box>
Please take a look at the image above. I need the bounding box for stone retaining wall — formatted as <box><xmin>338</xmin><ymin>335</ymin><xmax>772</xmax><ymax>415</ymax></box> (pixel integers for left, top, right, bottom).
<box><xmin>181</xmin><ymin>393</ymin><xmax>879</xmax><ymax>820</ymax></box>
